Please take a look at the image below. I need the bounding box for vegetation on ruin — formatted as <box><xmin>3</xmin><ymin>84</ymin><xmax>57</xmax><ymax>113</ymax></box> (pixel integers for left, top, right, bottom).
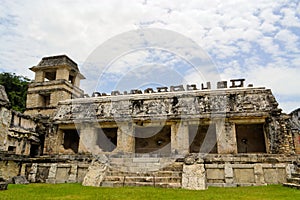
<box><xmin>0</xmin><ymin>72</ymin><xmax>30</xmax><ymax>112</ymax></box>
<box><xmin>0</xmin><ymin>184</ymin><xmax>299</xmax><ymax>200</ymax></box>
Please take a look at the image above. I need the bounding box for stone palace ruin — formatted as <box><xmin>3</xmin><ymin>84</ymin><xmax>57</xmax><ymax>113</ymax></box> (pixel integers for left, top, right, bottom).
<box><xmin>0</xmin><ymin>55</ymin><xmax>299</xmax><ymax>190</ymax></box>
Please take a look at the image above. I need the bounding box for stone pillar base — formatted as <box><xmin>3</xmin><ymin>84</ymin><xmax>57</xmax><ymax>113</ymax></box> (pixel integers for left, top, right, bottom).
<box><xmin>182</xmin><ymin>155</ymin><xmax>207</xmax><ymax>190</ymax></box>
<box><xmin>182</xmin><ymin>164</ymin><xmax>207</xmax><ymax>190</ymax></box>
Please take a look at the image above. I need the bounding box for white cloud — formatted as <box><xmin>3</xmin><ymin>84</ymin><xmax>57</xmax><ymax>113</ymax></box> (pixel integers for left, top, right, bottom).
<box><xmin>0</xmin><ymin>0</ymin><xmax>299</xmax><ymax>113</ymax></box>
<box><xmin>280</xmin><ymin>6</ymin><xmax>300</xmax><ymax>27</ymax></box>
<box><xmin>275</xmin><ymin>29</ymin><xmax>299</xmax><ymax>52</ymax></box>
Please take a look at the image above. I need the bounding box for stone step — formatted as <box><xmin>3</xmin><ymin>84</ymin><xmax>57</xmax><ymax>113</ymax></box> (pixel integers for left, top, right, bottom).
<box><xmin>291</xmin><ymin>173</ymin><xmax>300</xmax><ymax>179</ymax></box>
<box><xmin>109</xmin><ymin>166</ymin><xmax>161</xmax><ymax>173</ymax></box>
<box><xmin>101</xmin><ymin>181</ymin><xmax>123</xmax><ymax>187</ymax></box>
<box><xmin>106</xmin><ymin>171</ymin><xmax>182</xmax><ymax>177</ymax></box>
<box><xmin>287</xmin><ymin>178</ymin><xmax>300</xmax><ymax>184</ymax></box>
<box><xmin>101</xmin><ymin>181</ymin><xmax>181</xmax><ymax>188</ymax></box>
<box><xmin>109</xmin><ymin>159</ymin><xmax>180</xmax><ymax>167</ymax></box>
<box><xmin>104</xmin><ymin>176</ymin><xmax>181</xmax><ymax>183</ymax></box>
<box><xmin>102</xmin><ymin>160</ymin><xmax>183</xmax><ymax>189</ymax></box>
<box><xmin>109</xmin><ymin>157</ymin><xmax>160</xmax><ymax>163</ymax></box>
<box><xmin>129</xmin><ymin>182</ymin><xmax>181</xmax><ymax>188</ymax></box>
<box><xmin>283</xmin><ymin>183</ymin><xmax>300</xmax><ymax>189</ymax></box>
<box><xmin>161</xmin><ymin>164</ymin><xmax>183</xmax><ymax>171</ymax></box>
<box><xmin>108</xmin><ymin>162</ymin><xmax>183</xmax><ymax>174</ymax></box>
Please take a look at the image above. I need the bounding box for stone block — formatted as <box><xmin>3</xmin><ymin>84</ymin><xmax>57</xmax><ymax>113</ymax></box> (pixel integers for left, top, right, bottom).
<box><xmin>206</xmin><ymin>168</ymin><xmax>225</xmax><ymax>180</ymax></box>
<box><xmin>263</xmin><ymin>168</ymin><xmax>286</xmax><ymax>184</ymax></box>
<box><xmin>55</xmin><ymin>167</ymin><xmax>70</xmax><ymax>183</ymax></box>
<box><xmin>77</xmin><ymin>167</ymin><xmax>88</xmax><ymax>183</ymax></box>
<box><xmin>12</xmin><ymin>176</ymin><xmax>29</xmax><ymax>184</ymax></box>
<box><xmin>254</xmin><ymin>164</ymin><xmax>265</xmax><ymax>184</ymax></box>
<box><xmin>68</xmin><ymin>164</ymin><xmax>78</xmax><ymax>183</ymax></box>
<box><xmin>82</xmin><ymin>160</ymin><xmax>108</xmax><ymax>187</ymax></box>
<box><xmin>28</xmin><ymin>163</ymin><xmax>38</xmax><ymax>183</ymax></box>
<box><xmin>233</xmin><ymin>168</ymin><xmax>255</xmax><ymax>183</ymax></box>
<box><xmin>182</xmin><ymin>164</ymin><xmax>207</xmax><ymax>190</ymax></box>
<box><xmin>224</xmin><ymin>163</ymin><xmax>233</xmax><ymax>178</ymax></box>
<box><xmin>48</xmin><ymin>164</ymin><xmax>57</xmax><ymax>179</ymax></box>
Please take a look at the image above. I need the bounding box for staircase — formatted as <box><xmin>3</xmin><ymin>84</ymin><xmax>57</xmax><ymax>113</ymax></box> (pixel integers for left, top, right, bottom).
<box><xmin>283</xmin><ymin>163</ymin><xmax>300</xmax><ymax>189</ymax></box>
<box><xmin>101</xmin><ymin>157</ymin><xmax>183</xmax><ymax>188</ymax></box>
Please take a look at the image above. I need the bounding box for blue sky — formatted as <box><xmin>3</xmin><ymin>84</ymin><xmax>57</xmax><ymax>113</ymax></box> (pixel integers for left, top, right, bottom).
<box><xmin>0</xmin><ymin>0</ymin><xmax>299</xmax><ymax>113</ymax></box>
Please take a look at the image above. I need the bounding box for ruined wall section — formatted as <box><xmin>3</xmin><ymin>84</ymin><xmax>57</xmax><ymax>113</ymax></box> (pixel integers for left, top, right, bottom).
<box><xmin>54</xmin><ymin>87</ymin><xmax>275</xmax><ymax>122</ymax></box>
<box><xmin>42</xmin><ymin>122</ymin><xmax>58</xmax><ymax>155</ymax></box>
<box><xmin>290</xmin><ymin>108</ymin><xmax>300</xmax><ymax>154</ymax></box>
<box><xmin>52</xmin><ymin>87</ymin><xmax>296</xmax><ymax>154</ymax></box>
<box><xmin>0</xmin><ymin>107</ymin><xmax>11</xmax><ymax>151</ymax></box>
<box><xmin>0</xmin><ymin>85</ymin><xmax>47</xmax><ymax>156</ymax></box>
<box><xmin>6</xmin><ymin>111</ymin><xmax>50</xmax><ymax>156</ymax></box>
<box><xmin>0</xmin><ymin>85</ymin><xmax>11</xmax><ymax>151</ymax></box>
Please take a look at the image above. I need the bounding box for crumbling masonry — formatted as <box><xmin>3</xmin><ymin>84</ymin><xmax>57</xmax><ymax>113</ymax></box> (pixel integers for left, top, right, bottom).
<box><xmin>0</xmin><ymin>55</ymin><xmax>299</xmax><ymax>190</ymax></box>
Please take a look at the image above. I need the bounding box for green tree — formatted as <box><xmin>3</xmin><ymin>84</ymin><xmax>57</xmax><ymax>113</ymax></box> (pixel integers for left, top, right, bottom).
<box><xmin>0</xmin><ymin>72</ymin><xmax>31</xmax><ymax>112</ymax></box>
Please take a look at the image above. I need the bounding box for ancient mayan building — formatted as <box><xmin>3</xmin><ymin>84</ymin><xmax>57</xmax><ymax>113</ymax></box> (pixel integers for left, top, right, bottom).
<box><xmin>0</xmin><ymin>55</ymin><xmax>299</xmax><ymax>190</ymax></box>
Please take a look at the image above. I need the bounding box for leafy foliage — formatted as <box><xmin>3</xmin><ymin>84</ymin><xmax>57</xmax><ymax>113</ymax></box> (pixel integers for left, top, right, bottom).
<box><xmin>0</xmin><ymin>72</ymin><xmax>30</xmax><ymax>112</ymax></box>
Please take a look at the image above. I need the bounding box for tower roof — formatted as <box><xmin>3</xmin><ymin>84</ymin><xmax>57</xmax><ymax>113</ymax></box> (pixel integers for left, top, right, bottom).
<box><xmin>30</xmin><ymin>55</ymin><xmax>79</xmax><ymax>71</ymax></box>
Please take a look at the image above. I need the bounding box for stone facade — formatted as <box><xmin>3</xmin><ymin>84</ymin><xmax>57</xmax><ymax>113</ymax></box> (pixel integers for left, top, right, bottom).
<box><xmin>25</xmin><ymin>55</ymin><xmax>85</xmax><ymax>117</ymax></box>
<box><xmin>0</xmin><ymin>55</ymin><xmax>299</xmax><ymax>190</ymax></box>
<box><xmin>52</xmin><ymin>86</ymin><xmax>295</xmax><ymax>156</ymax></box>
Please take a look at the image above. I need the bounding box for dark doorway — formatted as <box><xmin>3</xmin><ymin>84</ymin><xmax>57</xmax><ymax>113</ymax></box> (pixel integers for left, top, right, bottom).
<box><xmin>135</xmin><ymin>125</ymin><xmax>171</xmax><ymax>154</ymax></box>
<box><xmin>8</xmin><ymin>146</ymin><xmax>16</xmax><ymax>153</ymax></box>
<box><xmin>96</xmin><ymin>128</ymin><xmax>118</xmax><ymax>152</ymax></box>
<box><xmin>30</xmin><ymin>144</ymin><xmax>40</xmax><ymax>157</ymax></box>
<box><xmin>63</xmin><ymin>129</ymin><xmax>80</xmax><ymax>153</ymax></box>
<box><xmin>189</xmin><ymin>124</ymin><xmax>217</xmax><ymax>153</ymax></box>
<box><xmin>236</xmin><ymin>124</ymin><xmax>266</xmax><ymax>153</ymax></box>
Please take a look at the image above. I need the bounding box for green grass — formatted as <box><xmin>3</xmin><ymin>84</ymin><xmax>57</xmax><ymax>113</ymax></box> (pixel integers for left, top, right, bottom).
<box><xmin>0</xmin><ymin>184</ymin><xmax>299</xmax><ymax>200</ymax></box>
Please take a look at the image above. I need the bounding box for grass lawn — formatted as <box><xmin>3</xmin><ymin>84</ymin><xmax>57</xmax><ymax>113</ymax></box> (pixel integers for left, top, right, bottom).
<box><xmin>0</xmin><ymin>184</ymin><xmax>299</xmax><ymax>200</ymax></box>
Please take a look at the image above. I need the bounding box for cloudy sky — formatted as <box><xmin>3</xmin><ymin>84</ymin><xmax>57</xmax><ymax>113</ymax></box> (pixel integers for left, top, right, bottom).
<box><xmin>0</xmin><ymin>0</ymin><xmax>299</xmax><ymax>113</ymax></box>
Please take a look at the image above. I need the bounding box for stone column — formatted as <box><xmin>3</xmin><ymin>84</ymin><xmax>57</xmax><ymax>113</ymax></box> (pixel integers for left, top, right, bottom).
<box><xmin>55</xmin><ymin>129</ymin><xmax>64</xmax><ymax>154</ymax></box>
<box><xmin>254</xmin><ymin>164</ymin><xmax>265</xmax><ymax>185</ymax></box>
<box><xmin>224</xmin><ymin>163</ymin><xmax>234</xmax><ymax>185</ymax></box>
<box><xmin>74</xmin><ymin>75</ymin><xmax>81</xmax><ymax>87</ymax></box>
<box><xmin>34</xmin><ymin>70</ymin><xmax>44</xmax><ymax>82</ymax></box>
<box><xmin>28</xmin><ymin>163</ymin><xmax>38</xmax><ymax>183</ymax></box>
<box><xmin>116</xmin><ymin>122</ymin><xmax>135</xmax><ymax>153</ymax></box>
<box><xmin>68</xmin><ymin>164</ymin><xmax>78</xmax><ymax>183</ymax></box>
<box><xmin>171</xmin><ymin>121</ymin><xmax>189</xmax><ymax>155</ymax></box>
<box><xmin>78</xmin><ymin>123</ymin><xmax>98</xmax><ymax>154</ymax></box>
<box><xmin>56</xmin><ymin>67</ymin><xmax>69</xmax><ymax>80</ymax></box>
<box><xmin>215</xmin><ymin>120</ymin><xmax>237</xmax><ymax>154</ymax></box>
<box><xmin>46</xmin><ymin>163</ymin><xmax>57</xmax><ymax>184</ymax></box>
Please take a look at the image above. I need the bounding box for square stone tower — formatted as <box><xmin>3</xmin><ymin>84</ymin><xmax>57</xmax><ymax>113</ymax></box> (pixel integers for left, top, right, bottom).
<box><xmin>25</xmin><ymin>55</ymin><xmax>85</xmax><ymax>116</ymax></box>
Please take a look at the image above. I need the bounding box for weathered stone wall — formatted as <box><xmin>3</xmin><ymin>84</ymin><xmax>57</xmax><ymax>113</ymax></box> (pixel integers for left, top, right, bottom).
<box><xmin>182</xmin><ymin>154</ymin><xmax>298</xmax><ymax>187</ymax></box>
<box><xmin>1</xmin><ymin>153</ymin><xmax>297</xmax><ymax>188</ymax></box>
<box><xmin>26</xmin><ymin>55</ymin><xmax>85</xmax><ymax>117</ymax></box>
<box><xmin>25</xmin><ymin>80</ymin><xmax>83</xmax><ymax>116</ymax></box>
<box><xmin>0</xmin><ymin>160</ymin><xmax>20</xmax><ymax>180</ymax></box>
<box><xmin>0</xmin><ymin>85</ymin><xmax>11</xmax><ymax>151</ymax></box>
<box><xmin>53</xmin><ymin>87</ymin><xmax>296</xmax><ymax>155</ymax></box>
<box><xmin>0</xmin><ymin>85</ymin><xmax>46</xmax><ymax>156</ymax></box>
<box><xmin>290</xmin><ymin>108</ymin><xmax>300</xmax><ymax>154</ymax></box>
<box><xmin>0</xmin><ymin>107</ymin><xmax>11</xmax><ymax>151</ymax></box>
<box><xmin>55</xmin><ymin>87</ymin><xmax>275</xmax><ymax>122</ymax></box>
